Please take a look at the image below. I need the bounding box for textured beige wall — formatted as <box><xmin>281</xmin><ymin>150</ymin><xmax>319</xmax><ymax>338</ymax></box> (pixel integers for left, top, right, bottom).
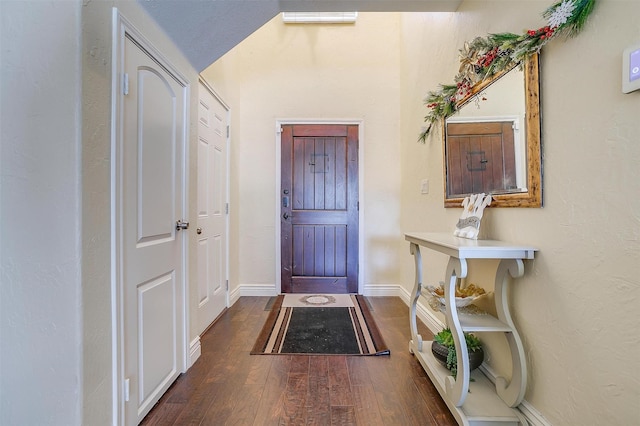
<box><xmin>202</xmin><ymin>13</ymin><xmax>406</xmax><ymax>295</ymax></box>
<box><xmin>1</xmin><ymin>1</ymin><xmax>82</xmax><ymax>424</ymax></box>
<box><xmin>400</xmin><ymin>1</ymin><xmax>640</xmax><ymax>424</ymax></box>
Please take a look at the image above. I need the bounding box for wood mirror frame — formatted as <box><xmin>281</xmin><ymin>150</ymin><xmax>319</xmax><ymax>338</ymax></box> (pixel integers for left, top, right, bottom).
<box><xmin>443</xmin><ymin>53</ymin><xmax>541</xmax><ymax>208</ymax></box>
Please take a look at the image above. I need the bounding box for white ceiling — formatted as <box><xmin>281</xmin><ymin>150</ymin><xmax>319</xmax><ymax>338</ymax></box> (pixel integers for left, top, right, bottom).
<box><xmin>137</xmin><ymin>0</ymin><xmax>462</xmax><ymax>71</ymax></box>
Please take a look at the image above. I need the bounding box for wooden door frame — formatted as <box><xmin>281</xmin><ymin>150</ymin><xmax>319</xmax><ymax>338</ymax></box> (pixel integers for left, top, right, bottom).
<box><xmin>111</xmin><ymin>10</ymin><xmax>190</xmax><ymax>425</ymax></box>
<box><xmin>275</xmin><ymin>119</ymin><xmax>364</xmax><ymax>294</ymax></box>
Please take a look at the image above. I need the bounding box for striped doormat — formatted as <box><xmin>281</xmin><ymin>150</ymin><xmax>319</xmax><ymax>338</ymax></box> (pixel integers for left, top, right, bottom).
<box><xmin>251</xmin><ymin>295</ymin><xmax>389</xmax><ymax>356</ymax></box>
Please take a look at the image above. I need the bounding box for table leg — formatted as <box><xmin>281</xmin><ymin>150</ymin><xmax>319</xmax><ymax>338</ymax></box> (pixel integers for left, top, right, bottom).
<box><xmin>494</xmin><ymin>258</ymin><xmax>527</xmax><ymax>407</ymax></box>
<box><xmin>408</xmin><ymin>242</ymin><xmax>423</xmax><ymax>353</ymax></box>
<box><xmin>443</xmin><ymin>256</ymin><xmax>470</xmax><ymax>407</ymax></box>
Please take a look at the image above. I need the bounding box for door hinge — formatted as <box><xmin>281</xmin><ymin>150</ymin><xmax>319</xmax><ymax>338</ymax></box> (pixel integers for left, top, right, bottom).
<box><xmin>226</xmin><ymin>125</ymin><xmax>230</xmax><ymax>138</ymax></box>
<box><xmin>226</xmin><ymin>280</ymin><xmax>229</xmax><ymax>291</ymax></box>
<box><xmin>124</xmin><ymin>378</ymin><xmax>130</xmax><ymax>402</ymax></box>
<box><xmin>225</xmin><ymin>203</ymin><xmax>229</xmax><ymax>214</ymax></box>
<box><xmin>277</xmin><ymin>127</ymin><xmax>283</xmax><ymax>134</ymax></box>
<box><xmin>123</xmin><ymin>73</ymin><xmax>129</xmax><ymax>95</ymax></box>
<box><xmin>357</xmin><ymin>201</ymin><xmax>359</xmax><ymax>211</ymax></box>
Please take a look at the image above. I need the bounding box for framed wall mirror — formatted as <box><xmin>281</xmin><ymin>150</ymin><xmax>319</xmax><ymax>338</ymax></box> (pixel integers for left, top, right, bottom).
<box><xmin>443</xmin><ymin>53</ymin><xmax>541</xmax><ymax>208</ymax></box>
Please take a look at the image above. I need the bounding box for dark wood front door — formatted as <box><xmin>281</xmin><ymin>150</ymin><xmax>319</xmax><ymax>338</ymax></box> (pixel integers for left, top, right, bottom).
<box><xmin>281</xmin><ymin>124</ymin><xmax>359</xmax><ymax>294</ymax></box>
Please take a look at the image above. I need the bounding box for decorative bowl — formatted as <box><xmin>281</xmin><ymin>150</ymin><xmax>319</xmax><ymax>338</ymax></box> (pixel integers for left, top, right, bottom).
<box><xmin>426</xmin><ymin>284</ymin><xmax>479</xmax><ymax>308</ymax></box>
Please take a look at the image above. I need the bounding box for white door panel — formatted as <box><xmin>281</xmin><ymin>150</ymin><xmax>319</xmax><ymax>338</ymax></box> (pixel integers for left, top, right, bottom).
<box><xmin>136</xmin><ymin>71</ymin><xmax>175</xmax><ymax>244</ymax></box>
<box><xmin>138</xmin><ymin>273</ymin><xmax>176</xmax><ymax>404</ymax></box>
<box><xmin>196</xmin><ymin>82</ymin><xmax>228</xmax><ymax>334</ymax></box>
<box><xmin>121</xmin><ymin>34</ymin><xmax>186</xmax><ymax>425</ymax></box>
<box><xmin>212</xmin><ymin>145</ymin><xmax>224</xmax><ymax>215</ymax></box>
<box><xmin>197</xmin><ymin>237</ymin><xmax>210</xmax><ymax>306</ymax></box>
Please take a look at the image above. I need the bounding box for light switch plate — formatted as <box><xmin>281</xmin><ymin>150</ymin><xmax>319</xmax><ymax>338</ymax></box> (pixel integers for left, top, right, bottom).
<box><xmin>421</xmin><ymin>179</ymin><xmax>429</xmax><ymax>194</ymax></box>
<box><xmin>622</xmin><ymin>42</ymin><xmax>640</xmax><ymax>93</ymax></box>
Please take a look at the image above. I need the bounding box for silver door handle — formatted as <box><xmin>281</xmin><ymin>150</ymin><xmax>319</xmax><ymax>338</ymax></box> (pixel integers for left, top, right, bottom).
<box><xmin>176</xmin><ymin>220</ymin><xmax>190</xmax><ymax>231</ymax></box>
<box><xmin>196</xmin><ymin>227</ymin><xmax>202</xmax><ymax>234</ymax></box>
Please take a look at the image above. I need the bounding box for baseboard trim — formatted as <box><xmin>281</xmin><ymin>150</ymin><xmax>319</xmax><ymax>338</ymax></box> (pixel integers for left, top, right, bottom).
<box><xmin>233</xmin><ymin>284</ymin><xmax>278</xmax><ymax>297</ymax></box>
<box><xmin>229</xmin><ymin>287</ymin><xmax>241</xmax><ymax>305</ymax></box>
<box><xmin>189</xmin><ymin>337</ymin><xmax>201</xmax><ymax>368</ymax></box>
<box><xmin>516</xmin><ymin>400</ymin><xmax>552</xmax><ymax>426</ymax></box>
<box><xmin>361</xmin><ymin>284</ymin><xmax>402</xmax><ymax>297</ymax></box>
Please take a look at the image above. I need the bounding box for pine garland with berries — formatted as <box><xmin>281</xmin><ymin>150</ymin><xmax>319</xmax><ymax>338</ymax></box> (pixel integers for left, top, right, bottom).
<box><xmin>419</xmin><ymin>0</ymin><xmax>596</xmax><ymax>143</ymax></box>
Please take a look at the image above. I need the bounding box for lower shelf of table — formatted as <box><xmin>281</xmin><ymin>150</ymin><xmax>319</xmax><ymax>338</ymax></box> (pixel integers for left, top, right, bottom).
<box><xmin>411</xmin><ymin>339</ymin><xmax>523</xmax><ymax>426</ymax></box>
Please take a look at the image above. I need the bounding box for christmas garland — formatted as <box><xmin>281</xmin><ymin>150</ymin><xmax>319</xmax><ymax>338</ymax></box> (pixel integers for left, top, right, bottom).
<box><xmin>419</xmin><ymin>0</ymin><xmax>596</xmax><ymax>143</ymax></box>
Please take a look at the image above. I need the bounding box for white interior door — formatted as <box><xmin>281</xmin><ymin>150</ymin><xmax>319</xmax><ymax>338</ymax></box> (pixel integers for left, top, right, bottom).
<box><xmin>121</xmin><ymin>34</ymin><xmax>187</xmax><ymax>425</ymax></box>
<box><xmin>196</xmin><ymin>81</ymin><xmax>229</xmax><ymax>335</ymax></box>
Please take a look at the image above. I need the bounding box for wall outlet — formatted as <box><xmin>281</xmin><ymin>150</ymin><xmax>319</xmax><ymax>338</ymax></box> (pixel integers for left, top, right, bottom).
<box><xmin>421</xmin><ymin>179</ymin><xmax>429</xmax><ymax>194</ymax></box>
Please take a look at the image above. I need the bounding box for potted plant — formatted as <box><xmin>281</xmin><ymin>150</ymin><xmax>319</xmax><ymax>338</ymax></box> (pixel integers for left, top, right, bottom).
<box><xmin>431</xmin><ymin>328</ymin><xmax>484</xmax><ymax>378</ymax></box>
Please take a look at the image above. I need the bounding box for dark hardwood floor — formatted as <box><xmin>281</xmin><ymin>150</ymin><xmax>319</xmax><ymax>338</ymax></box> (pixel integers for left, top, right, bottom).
<box><xmin>141</xmin><ymin>296</ymin><xmax>456</xmax><ymax>425</ymax></box>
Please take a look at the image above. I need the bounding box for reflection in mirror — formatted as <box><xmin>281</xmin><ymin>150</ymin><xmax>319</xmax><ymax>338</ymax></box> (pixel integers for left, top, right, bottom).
<box><xmin>443</xmin><ymin>53</ymin><xmax>541</xmax><ymax>208</ymax></box>
<box><xmin>446</xmin><ymin>67</ymin><xmax>525</xmax><ymax>196</ymax></box>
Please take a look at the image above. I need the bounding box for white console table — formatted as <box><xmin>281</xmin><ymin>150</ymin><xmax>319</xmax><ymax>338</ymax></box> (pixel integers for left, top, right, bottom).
<box><xmin>405</xmin><ymin>232</ymin><xmax>537</xmax><ymax>426</ymax></box>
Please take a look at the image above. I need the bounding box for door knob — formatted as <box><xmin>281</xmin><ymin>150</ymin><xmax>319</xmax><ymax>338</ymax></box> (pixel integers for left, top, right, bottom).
<box><xmin>282</xmin><ymin>212</ymin><xmax>289</xmax><ymax>220</ymax></box>
<box><xmin>196</xmin><ymin>227</ymin><xmax>202</xmax><ymax>234</ymax></box>
<box><xmin>176</xmin><ymin>220</ymin><xmax>190</xmax><ymax>231</ymax></box>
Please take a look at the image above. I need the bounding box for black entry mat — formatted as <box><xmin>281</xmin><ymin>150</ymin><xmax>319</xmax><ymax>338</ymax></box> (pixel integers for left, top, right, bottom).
<box><xmin>251</xmin><ymin>295</ymin><xmax>389</xmax><ymax>356</ymax></box>
<box><xmin>281</xmin><ymin>307</ymin><xmax>361</xmax><ymax>354</ymax></box>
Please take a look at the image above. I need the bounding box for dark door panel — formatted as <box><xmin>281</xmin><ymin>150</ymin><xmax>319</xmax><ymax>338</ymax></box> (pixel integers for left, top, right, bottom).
<box><xmin>446</xmin><ymin>121</ymin><xmax>516</xmax><ymax>197</ymax></box>
<box><xmin>281</xmin><ymin>124</ymin><xmax>358</xmax><ymax>294</ymax></box>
